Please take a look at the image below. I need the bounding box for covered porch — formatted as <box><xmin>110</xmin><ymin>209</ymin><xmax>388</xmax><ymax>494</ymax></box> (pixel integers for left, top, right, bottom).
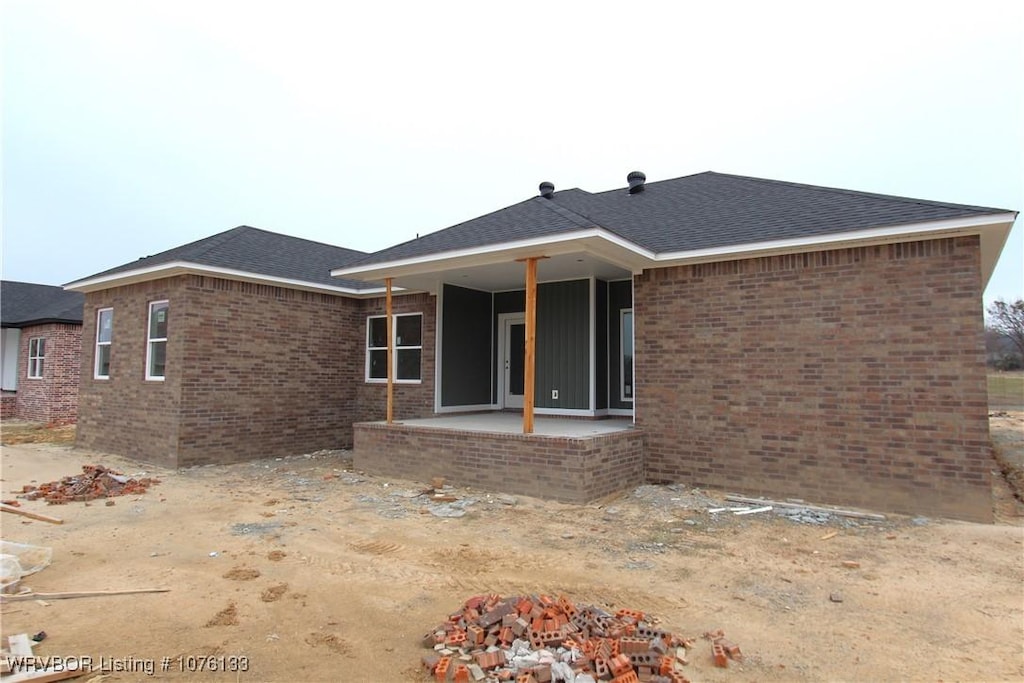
<box><xmin>353</xmin><ymin>414</ymin><xmax>644</xmax><ymax>503</ymax></box>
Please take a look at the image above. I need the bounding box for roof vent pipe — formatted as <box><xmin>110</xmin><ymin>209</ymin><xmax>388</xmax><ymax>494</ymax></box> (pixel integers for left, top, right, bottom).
<box><xmin>539</xmin><ymin>181</ymin><xmax>555</xmax><ymax>198</ymax></box>
<box><xmin>627</xmin><ymin>171</ymin><xmax>646</xmax><ymax>194</ymax></box>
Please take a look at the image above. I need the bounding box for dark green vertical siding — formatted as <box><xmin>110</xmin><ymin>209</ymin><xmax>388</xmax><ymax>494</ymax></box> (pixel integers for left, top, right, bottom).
<box><xmin>596</xmin><ymin>280</ymin><xmax>608</xmax><ymax>410</ymax></box>
<box><xmin>535</xmin><ymin>280</ymin><xmax>590</xmax><ymax>409</ymax></box>
<box><xmin>608</xmin><ymin>279</ymin><xmax>633</xmax><ymax>410</ymax></box>
<box><xmin>441</xmin><ymin>284</ymin><xmax>492</xmax><ymax>406</ymax></box>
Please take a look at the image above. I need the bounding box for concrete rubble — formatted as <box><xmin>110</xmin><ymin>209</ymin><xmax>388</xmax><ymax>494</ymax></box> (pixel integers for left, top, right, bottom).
<box><xmin>17</xmin><ymin>465</ymin><xmax>160</xmax><ymax>504</ymax></box>
<box><xmin>421</xmin><ymin>594</ymin><xmax>742</xmax><ymax>682</ymax></box>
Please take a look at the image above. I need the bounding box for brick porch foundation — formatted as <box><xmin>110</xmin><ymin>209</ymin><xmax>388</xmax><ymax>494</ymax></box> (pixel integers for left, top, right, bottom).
<box><xmin>354</xmin><ymin>422</ymin><xmax>645</xmax><ymax>503</ymax></box>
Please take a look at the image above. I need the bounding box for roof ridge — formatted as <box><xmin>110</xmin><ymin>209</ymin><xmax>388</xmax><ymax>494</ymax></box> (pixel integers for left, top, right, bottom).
<box><xmin>181</xmin><ymin>225</ymin><xmax>252</xmax><ymax>261</ymax></box>
<box><xmin>705</xmin><ymin>171</ymin><xmax>1010</xmax><ymax>215</ymax></box>
<box><xmin>531</xmin><ymin>196</ymin><xmax>595</xmax><ymax>229</ymax></box>
<box><xmin>235</xmin><ymin>225</ymin><xmax>369</xmax><ymax>255</ymax></box>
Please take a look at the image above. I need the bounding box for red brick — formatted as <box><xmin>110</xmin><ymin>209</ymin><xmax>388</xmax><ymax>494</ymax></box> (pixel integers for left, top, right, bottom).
<box><xmin>712</xmin><ymin>643</ymin><xmax>728</xmax><ymax>668</ymax></box>
<box><xmin>435</xmin><ymin>656</ymin><xmax>452</xmax><ymax>682</ymax></box>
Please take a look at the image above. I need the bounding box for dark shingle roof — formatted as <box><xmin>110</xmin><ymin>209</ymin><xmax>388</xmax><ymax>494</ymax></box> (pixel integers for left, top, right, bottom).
<box><xmin>350</xmin><ymin>172</ymin><xmax>1011</xmax><ymax>265</ymax></box>
<box><xmin>345</xmin><ymin>195</ymin><xmax>594</xmax><ymax>267</ymax></box>
<box><xmin>1</xmin><ymin>281</ymin><xmax>84</xmax><ymax>327</ymax></box>
<box><xmin>81</xmin><ymin>226</ymin><xmax>370</xmax><ymax>290</ymax></box>
<box><xmin>556</xmin><ymin>172</ymin><xmax>1009</xmax><ymax>252</ymax></box>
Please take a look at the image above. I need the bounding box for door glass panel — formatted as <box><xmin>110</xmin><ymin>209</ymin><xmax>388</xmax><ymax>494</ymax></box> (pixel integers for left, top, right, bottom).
<box><xmin>509</xmin><ymin>323</ymin><xmax>525</xmax><ymax>395</ymax></box>
<box><xmin>622</xmin><ymin>310</ymin><xmax>633</xmax><ymax>399</ymax></box>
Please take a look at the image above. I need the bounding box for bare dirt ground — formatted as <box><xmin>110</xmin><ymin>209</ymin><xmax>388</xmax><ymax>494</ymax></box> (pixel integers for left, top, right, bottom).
<box><xmin>1</xmin><ymin>418</ymin><xmax>1022</xmax><ymax>683</ymax></box>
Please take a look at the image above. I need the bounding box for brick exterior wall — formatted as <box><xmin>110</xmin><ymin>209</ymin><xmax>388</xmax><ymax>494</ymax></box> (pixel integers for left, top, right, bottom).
<box><xmin>634</xmin><ymin>236</ymin><xmax>993</xmax><ymax>522</ymax></box>
<box><xmin>1</xmin><ymin>392</ymin><xmax>16</xmax><ymax>419</ymax></box>
<box><xmin>13</xmin><ymin>323</ymin><xmax>81</xmax><ymax>422</ymax></box>
<box><xmin>354</xmin><ymin>422</ymin><xmax>645</xmax><ymax>503</ymax></box>
<box><xmin>77</xmin><ymin>275</ymin><xmax>366</xmax><ymax>467</ymax></box>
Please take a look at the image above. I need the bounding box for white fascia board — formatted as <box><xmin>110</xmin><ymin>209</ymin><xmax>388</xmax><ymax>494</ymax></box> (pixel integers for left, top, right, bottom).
<box><xmin>63</xmin><ymin>261</ymin><xmax>407</xmax><ymax>298</ymax></box>
<box><xmin>651</xmin><ymin>213</ymin><xmax>1018</xmax><ymax>273</ymax></box>
<box><xmin>330</xmin><ymin>228</ymin><xmax>656</xmax><ymax>281</ymax></box>
<box><xmin>328</xmin><ymin>213</ymin><xmax>1017</xmax><ymax>284</ymax></box>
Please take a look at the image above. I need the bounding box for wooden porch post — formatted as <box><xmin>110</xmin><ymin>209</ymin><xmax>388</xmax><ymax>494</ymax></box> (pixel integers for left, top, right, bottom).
<box><xmin>385</xmin><ymin>277</ymin><xmax>394</xmax><ymax>424</ymax></box>
<box><xmin>523</xmin><ymin>258</ymin><xmax>538</xmax><ymax>434</ymax></box>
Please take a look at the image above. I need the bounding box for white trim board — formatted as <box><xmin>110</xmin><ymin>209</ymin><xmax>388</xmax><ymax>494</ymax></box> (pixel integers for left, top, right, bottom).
<box><xmin>65</xmin><ymin>261</ymin><xmax>416</xmax><ymax>298</ymax></box>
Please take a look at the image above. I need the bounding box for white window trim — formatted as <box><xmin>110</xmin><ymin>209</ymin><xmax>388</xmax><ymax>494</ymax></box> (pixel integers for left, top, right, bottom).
<box><xmin>146</xmin><ymin>300</ymin><xmax>168</xmax><ymax>381</ymax></box>
<box><xmin>27</xmin><ymin>337</ymin><xmax>45</xmax><ymax>379</ymax></box>
<box><xmin>620</xmin><ymin>308</ymin><xmax>634</xmax><ymax>403</ymax></box>
<box><xmin>95</xmin><ymin>308</ymin><xmax>113</xmax><ymax>379</ymax></box>
<box><xmin>365</xmin><ymin>313</ymin><xmax>423</xmax><ymax>384</ymax></box>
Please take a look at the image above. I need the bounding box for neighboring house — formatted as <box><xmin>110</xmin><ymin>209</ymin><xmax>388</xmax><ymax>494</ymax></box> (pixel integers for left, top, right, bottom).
<box><xmin>1</xmin><ymin>281</ymin><xmax>85</xmax><ymax>422</ymax></box>
<box><xmin>66</xmin><ymin>171</ymin><xmax>1017</xmax><ymax>522</ymax></box>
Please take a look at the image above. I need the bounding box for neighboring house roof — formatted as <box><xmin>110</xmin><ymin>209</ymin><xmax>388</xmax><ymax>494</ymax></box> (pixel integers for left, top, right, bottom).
<box><xmin>66</xmin><ymin>226</ymin><xmax>373</xmax><ymax>295</ymax></box>
<box><xmin>333</xmin><ymin>171</ymin><xmax>1016</xmax><ymax>293</ymax></box>
<box><xmin>1</xmin><ymin>281</ymin><xmax>84</xmax><ymax>327</ymax></box>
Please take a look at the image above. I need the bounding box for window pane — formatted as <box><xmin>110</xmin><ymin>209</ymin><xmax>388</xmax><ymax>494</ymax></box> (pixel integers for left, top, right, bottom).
<box><xmin>98</xmin><ymin>310</ymin><xmax>113</xmax><ymax>343</ymax></box>
<box><xmin>397</xmin><ymin>348</ymin><xmax>421</xmax><ymax>380</ymax></box>
<box><xmin>395</xmin><ymin>315</ymin><xmax>421</xmax><ymax>347</ymax></box>
<box><xmin>369</xmin><ymin>317</ymin><xmax>387</xmax><ymax>348</ymax></box>
<box><xmin>149</xmin><ymin>341</ymin><xmax>166</xmax><ymax>378</ymax></box>
<box><xmin>369</xmin><ymin>349</ymin><xmax>387</xmax><ymax>379</ymax></box>
<box><xmin>97</xmin><ymin>346</ymin><xmax>111</xmax><ymax>377</ymax></box>
<box><xmin>150</xmin><ymin>302</ymin><xmax>169</xmax><ymax>339</ymax></box>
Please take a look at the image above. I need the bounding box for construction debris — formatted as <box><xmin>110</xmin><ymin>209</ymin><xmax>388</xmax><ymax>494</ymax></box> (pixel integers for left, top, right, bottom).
<box><xmin>17</xmin><ymin>465</ymin><xmax>160</xmax><ymax>505</ymax></box>
<box><xmin>421</xmin><ymin>594</ymin><xmax>743</xmax><ymax>682</ymax></box>
<box><xmin>1</xmin><ymin>633</ymin><xmax>84</xmax><ymax>682</ymax></box>
<box><xmin>725</xmin><ymin>495</ymin><xmax>887</xmax><ymax>522</ymax></box>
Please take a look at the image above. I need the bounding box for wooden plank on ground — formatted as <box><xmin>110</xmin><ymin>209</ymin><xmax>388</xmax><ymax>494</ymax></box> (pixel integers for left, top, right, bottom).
<box><xmin>2</xmin><ymin>660</ymin><xmax>84</xmax><ymax>683</ymax></box>
<box><xmin>0</xmin><ymin>588</ymin><xmax>169</xmax><ymax>603</ymax></box>
<box><xmin>0</xmin><ymin>503</ymin><xmax>63</xmax><ymax>524</ymax></box>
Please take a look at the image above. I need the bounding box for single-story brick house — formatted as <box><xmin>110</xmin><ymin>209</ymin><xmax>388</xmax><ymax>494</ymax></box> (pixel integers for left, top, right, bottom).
<box><xmin>66</xmin><ymin>171</ymin><xmax>1017</xmax><ymax>522</ymax></box>
<box><xmin>1</xmin><ymin>280</ymin><xmax>85</xmax><ymax>422</ymax></box>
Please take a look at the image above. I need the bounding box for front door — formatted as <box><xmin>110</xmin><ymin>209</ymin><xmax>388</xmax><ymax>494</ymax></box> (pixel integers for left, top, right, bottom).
<box><xmin>500</xmin><ymin>315</ymin><xmax>526</xmax><ymax>409</ymax></box>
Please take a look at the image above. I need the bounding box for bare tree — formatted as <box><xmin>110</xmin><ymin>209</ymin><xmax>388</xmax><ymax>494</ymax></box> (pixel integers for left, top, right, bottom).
<box><xmin>987</xmin><ymin>298</ymin><xmax>1024</xmax><ymax>363</ymax></box>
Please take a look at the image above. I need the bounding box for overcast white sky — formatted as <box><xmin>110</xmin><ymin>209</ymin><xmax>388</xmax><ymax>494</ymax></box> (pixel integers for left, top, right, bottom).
<box><xmin>2</xmin><ymin>1</ymin><xmax>1021</xmax><ymax>306</ymax></box>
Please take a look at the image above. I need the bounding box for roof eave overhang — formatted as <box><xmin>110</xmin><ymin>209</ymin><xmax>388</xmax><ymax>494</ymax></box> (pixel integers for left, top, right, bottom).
<box><xmin>651</xmin><ymin>213</ymin><xmax>1017</xmax><ymax>288</ymax></box>
<box><xmin>1</xmin><ymin>318</ymin><xmax>83</xmax><ymax>329</ymax></box>
<box><xmin>63</xmin><ymin>261</ymin><xmax>403</xmax><ymax>298</ymax></box>
<box><xmin>330</xmin><ymin>228</ymin><xmax>654</xmax><ymax>283</ymax></box>
<box><xmin>331</xmin><ymin>213</ymin><xmax>1016</xmax><ymax>289</ymax></box>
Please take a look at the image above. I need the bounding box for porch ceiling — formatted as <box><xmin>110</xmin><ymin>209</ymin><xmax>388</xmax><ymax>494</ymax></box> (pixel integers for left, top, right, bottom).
<box><xmin>381</xmin><ymin>251</ymin><xmax>633</xmax><ymax>293</ymax></box>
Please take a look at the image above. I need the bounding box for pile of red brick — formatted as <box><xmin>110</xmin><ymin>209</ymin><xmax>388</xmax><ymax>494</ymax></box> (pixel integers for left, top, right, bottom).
<box><xmin>421</xmin><ymin>594</ymin><xmax>742</xmax><ymax>682</ymax></box>
<box><xmin>19</xmin><ymin>465</ymin><xmax>160</xmax><ymax>504</ymax></box>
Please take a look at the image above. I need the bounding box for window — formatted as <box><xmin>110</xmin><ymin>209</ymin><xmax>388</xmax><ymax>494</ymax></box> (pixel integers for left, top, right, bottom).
<box><xmin>146</xmin><ymin>301</ymin><xmax>169</xmax><ymax>380</ymax></box>
<box><xmin>27</xmin><ymin>337</ymin><xmax>45</xmax><ymax>379</ymax></box>
<box><xmin>366</xmin><ymin>313</ymin><xmax>422</xmax><ymax>382</ymax></box>
<box><xmin>95</xmin><ymin>308</ymin><xmax>113</xmax><ymax>379</ymax></box>
<box><xmin>620</xmin><ymin>309</ymin><xmax>633</xmax><ymax>401</ymax></box>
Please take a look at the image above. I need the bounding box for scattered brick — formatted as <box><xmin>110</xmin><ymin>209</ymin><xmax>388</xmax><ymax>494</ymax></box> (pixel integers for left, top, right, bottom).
<box><xmin>423</xmin><ymin>595</ymin><xmax>743</xmax><ymax>682</ymax></box>
<box><xmin>435</xmin><ymin>655</ymin><xmax>452</xmax><ymax>682</ymax></box>
<box><xmin>712</xmin><ymin>643</ymin><xmax>728</xmax><ymax>668</ymax></box>
<box><xmin>19</xmin><ymin>465</ymin><xmax>160</xmax><ymax>504</ymax></box>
